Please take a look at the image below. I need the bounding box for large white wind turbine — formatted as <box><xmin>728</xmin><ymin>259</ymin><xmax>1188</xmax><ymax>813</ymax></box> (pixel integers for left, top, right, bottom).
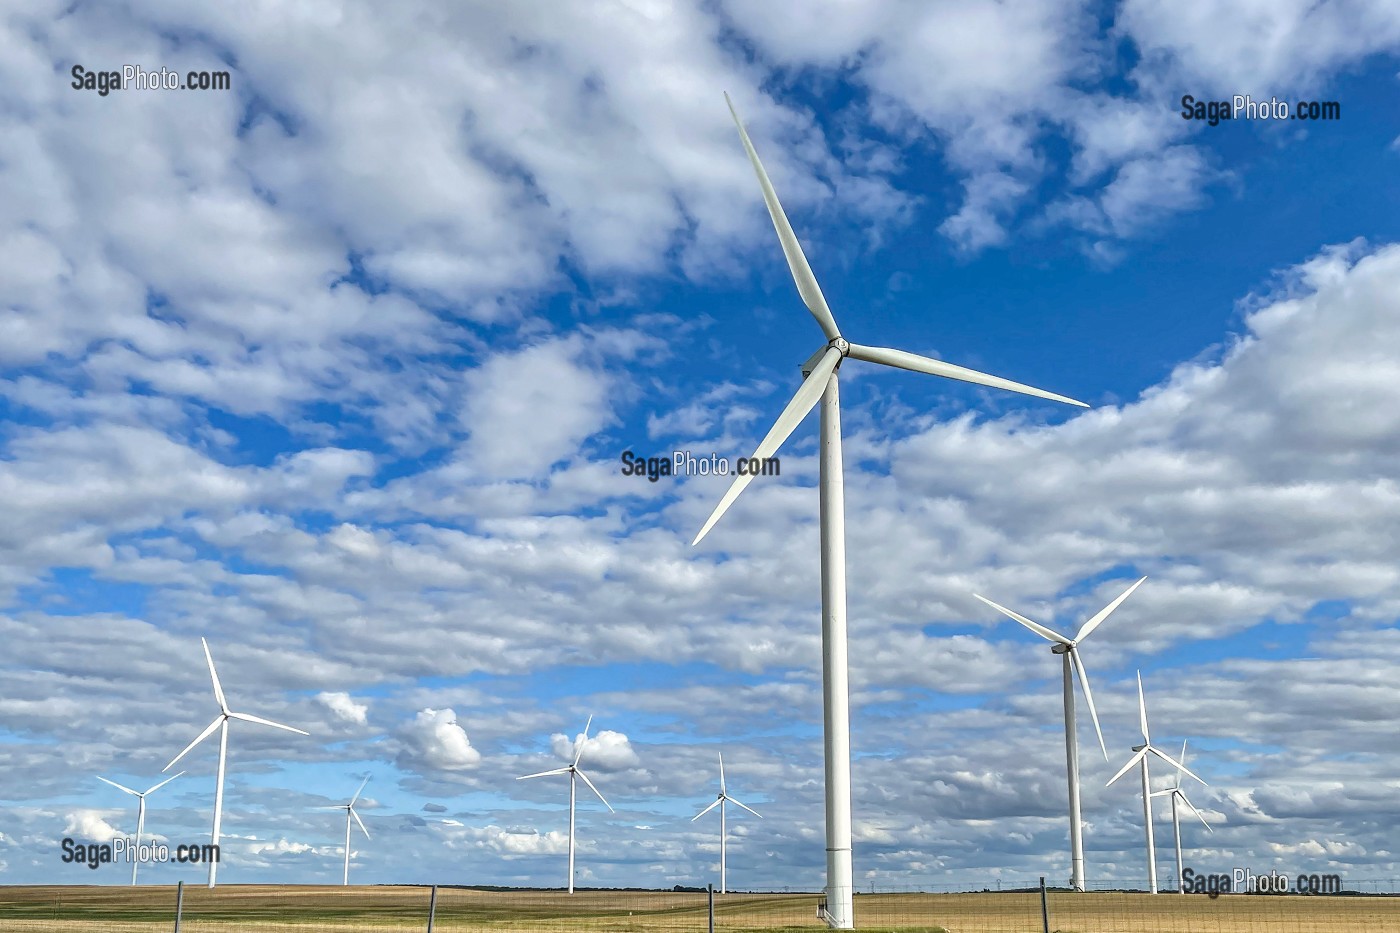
<box><xmin>517</xmin><ymin>716</ymin><xmax>614</xmax><ymax>894</ymax></box>
<box><xmin>692</xmin><ymin>752</ymin><xmax>762</xmax><ymax>894</ymax></box>
<box><xmin>973</xmin><ymin>576</ymin><xmax>1147</xmax><ymax>891</ymax></box>
<box><xmin>163</xmin><ymin>638</ymin><xmax>309</xmax><ymax>888</ymax></box>
<box><xmin>1150</xmin><ymin>740</ymin><xmax>1213</xmax><ymax>894</ymax></box>
<box><xmin>693</xmin><ymin>93</ymin><xmax>1087</xmax><ymax>929</ymax></box>
<box><xmin>96</xmin><ymin>772</ymin><xmax>183</xmax><ymax>885</ymax></box>
<box><xmin>322</xmin><ymin>775</ymin><xmax>371</xmax><ymax>886</ymax></box>
<box><xmin>1106</xmin><ymin>671</ymin><xmax>1204</xmax><ymax>894</ymax></box>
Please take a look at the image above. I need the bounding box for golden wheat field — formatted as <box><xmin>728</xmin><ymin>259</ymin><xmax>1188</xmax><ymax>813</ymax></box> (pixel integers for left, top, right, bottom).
<box><xmin>1</xmin><ymin>885</ymin><xmax>1396</xmax><ymax>932</ymax></box>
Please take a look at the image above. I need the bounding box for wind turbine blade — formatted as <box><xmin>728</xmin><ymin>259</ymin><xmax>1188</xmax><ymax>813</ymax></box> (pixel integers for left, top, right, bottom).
<box><xmin>1069</xmin><ymin>649</ymin><xmax>1108</xmax><ymax>760</ymax></box>
<box><xmin>724</xmin><ymin>92</ymin><xmax>841</xmax><ymax>342</ymax></box>
<box><xmin>845</xmin><ymin>343</ymin><xmax>1087</xmax><ymax>408</ymax></box>
<box><xmin>201</xmin><ymin>638</ymin><xmax>229</xmax><ymax>714</ymax></box>
<box><xmin>1148</xmin><ymin>746</ymin><xmax>1207</xmax><ymax>786</ymax></box>
<box><xmin>970</xmin><ymin>594</ymin><xmax>1070</xmax><ymax>645</ymax></box>
<box><xmin>719</xmin><ymin>752</ymin><xmax>726</xmax><ymax>796</ymax></box>
<box><xmin>692</xmin><ymin>346</ymin><xmax>842</xmax><ymax>546</ymax></box>
<box><xmin>576</xmin><ymin>769</ymin><xmax>613</xmax><ymax>813</ymax></box>
<box><xmin>1105</xmin><ymin>748</ymin><xmax>1147</xmax><ymax>787</ymax></box>
<box><xmin>97</xmin><ymin>776</ymin><xmax>139</xmax><ymax>797</ymax></box>
<box><xmin>574</xmin><ymin>716</ymin><xmax>593</xmax><ymax>767</ymax></box>
<box><xmin>692</xmin><ymin>798</ymin><xmax>722</xmax><ymax>821</ymax></box>
<box><xmin>1137</xmin><ymin>671</ymin><xmax>1150</xmax><ymax>744</ymax></box>
<box><xmin>228</xmin><ymin>711</ymin><xmax>310</xmax><ymax>736</ymax></box>
<box><xmin>143</xmin><ymin>772</ymin><xmax>183</xmax><ymax>797</ymax></box>
<box><xmin>164</xmin><ymin>716</ymin><xmax>223</xmax><ymax>771</ymax></box>
<box><xmin>1179</xmin><ymin>793</ymin><xmax>1214</xmax><ymax>832</ymax></box>
<box><xmin>350</xmin><ymin>774</ymin><xmax>370</xmax><ymax>807</ymax></box>
<box><xmin>729</xmin><ymin>796</ymin><xmax>763</xmax><ymax>819</ymax></box>
<box><xmin>1148</xmin><ymin>789</ymin><xmax>1173</xmax><ymax>798</ymax></box>
<box><xmin>517</xmin><ymin>768</ymin><xmax>571</xmax><ymax>780</ymax></box>
<box><xmin>1176</xmin><ymin>740</ymin><xmax>1189</xmax><ymax>791</ymax></box>
<box><xmin>351</xmin><ymin>807</ymin><xmax>370</xmax><ymax>839</ymax></box>
<box><xmin>1074</xmin><ymin>576</ymin><xmax>1147</xmax><ymax>643</ymax></box>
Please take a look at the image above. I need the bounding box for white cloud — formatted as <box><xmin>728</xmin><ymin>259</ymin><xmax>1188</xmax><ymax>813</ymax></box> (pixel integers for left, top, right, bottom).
<box><xmin>396</xmin><ymin>708</ymin><xmax>483</xmax><ymax>772</ymax></box>
<box><xmin>1119</xmin><ymin>0</ymin><xmax>1400</xmax><ymax>96</ymax></box>
<box><xmin>316</xmin><ymin>691</ymin><xmax>369</xmax><ymax>726</ymax></box>
<box><xmin>551</xmin><ymin>727</ymin><xmax>641</xmax><ymax>772</ymax></box>
<box><xmin>461</xmin><ymin>339</ymin><xmax>614</xmax><ymax>479</ymax></box>
<box><xmin>247</xmin><ymin>838</ymin><xmax>315</xmax><ymax>857</ymax></box>
<box><xmin>493</xmin><ymin>828</ymin><xmax>571</xmax><ymax>856</ymax></box>
<box><xmin>62</xmin><ymin>811</ymin><xmax>122</xmax><ymax>844</ymax></box>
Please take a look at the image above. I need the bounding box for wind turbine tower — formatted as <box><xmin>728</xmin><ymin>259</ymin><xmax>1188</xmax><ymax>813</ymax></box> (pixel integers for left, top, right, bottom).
<box><xmin>1106</xmin><ymin>672</ymin><xmax>1204</xmax><ymax>894</ymax></box>
<box><xmin>693</xmin><ymin>93</ymin><xmax>1087</xmax><ymax>928</ymax></box>
<box><xmin>517</xmin><ymin>716</ymin><xmax>614</xmax><ymax>894</ymax></box>
<box><xmin>164</xmin><ymin>638</ymin><xmax>310</xmax><ymax>888</ymax></box>
<box><xmin>692</xmin><ymin>752</ymin><xmax>762</xmax><ymax>894</ymax></box>
<box><xmin>1150</xmin><ymin>740</ymin><xmax>1213</xmax><ymax>893</ymax></box>
<box><xmin>323</xmin><ymin>775</ymin><xmax>371</xmax><ymax>885</ymax></box>
<box><xmin>974</xmin><ymin>576</ymin><xmax>1146</xmax><ymax>890</ymax></box>
<box><xmin>96</xmin><ymin>772</ymin><xmax>183</xmax><ymax>885</ymax></box>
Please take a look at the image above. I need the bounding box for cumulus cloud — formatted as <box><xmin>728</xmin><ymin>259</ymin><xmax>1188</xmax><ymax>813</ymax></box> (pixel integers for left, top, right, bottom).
<box><xmin>247</xmin><ymin>838</ymin><xmax>316</xmax><ymax>857</ymax></box>
<box><xmin>62</xmin><ymin>811</ymin><xmax>122</xmax><ymax>844</ymax></box>
<box><xmin>396</xmin><ymin>709</ymin><xmax>483</xmax><ymax>772</ymax></box>
<box><xmin>551</xmin><ymin>727</ymin><xmax>641</xmax><ymax>772</ymax></box>
<box><xmin>316</xmin><ymin>691</ymin><xmax>369</xmax><ymax>725</ymax></box>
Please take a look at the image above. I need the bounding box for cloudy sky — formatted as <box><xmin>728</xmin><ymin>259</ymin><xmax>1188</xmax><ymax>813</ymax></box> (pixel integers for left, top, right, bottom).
<box><xmin>3</xmin><ymin>0</ymin><xmax>1400</xmax><ymax>892</ymax></box>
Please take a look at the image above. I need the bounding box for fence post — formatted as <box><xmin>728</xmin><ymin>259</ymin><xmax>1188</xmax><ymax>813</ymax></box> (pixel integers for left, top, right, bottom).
<box><xmin>426</xmin><ymin>884</ymin><xmax>438</xmax><ymax>933</ymax></box>
<box><xmin>708</xmin><ymin>883</ymin><xmax>714</xmax><ymax>933</ymax></box>
<box><xmin>1039</xmin><ymin>876</ymin><xmax>1049</xmax><ymax>933</ymax></box>
<box><xmin>173</xmin><ymin>880</ymin><xmax>184</xmax><ymax>933</ymax></box>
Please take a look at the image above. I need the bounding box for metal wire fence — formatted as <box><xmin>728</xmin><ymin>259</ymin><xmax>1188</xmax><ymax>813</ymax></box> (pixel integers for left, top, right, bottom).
<box><xmin>4</xmin><ymin>881</ymin><xmax>1400</xmax><ymax>932</ymax></box>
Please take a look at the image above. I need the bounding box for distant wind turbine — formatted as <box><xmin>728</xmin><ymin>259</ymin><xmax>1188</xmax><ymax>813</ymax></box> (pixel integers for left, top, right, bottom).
<box><xmin>693</xmin><ymin>92</ymin><xmax>1087</xmax><ymax>930</ymax></box>
<box><xmin>1150</xmin><ymin>740</ymin><xmax>1213</xmax><ymax>893</ymax></box>
<box><xmin>974</xmin><ymin>576</ymin><xmax>1147</xmax><ymax>891</ymax></box>
<box><xmin>164</xmin><ymin>638</ymin><xmax>309</xmax><ymax>888</ymax></box>
<box><xmin>517</xmin><ymin>716</ymin><xmax>614</xmax><ymax>894</ymax></box>
<box><xmin>692</xmin><ymin>752</ymin><xmax>762</xmax><ymax>894</ymax></box>
<box><xmin>96</xmin><ymin>772</ymin><xmax>183</xmax><ymax>885</ymax></box>
<box><xmin>321</xmin><ymin>775</ymin><xmax>371</xmax><ymax>886</ymax></box>
<box><xmin>1106</xmin><ymin>671</ymin><xmax>1204</xmax><ymax>894</ymax></box>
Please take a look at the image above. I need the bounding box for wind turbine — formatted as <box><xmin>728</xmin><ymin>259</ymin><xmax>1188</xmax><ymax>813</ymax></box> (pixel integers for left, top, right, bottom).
<box><xmin>322</xmin><ymin>775</ymin><xmax>371</xmax><ymax>886</ymax></box>
<box><xmin>516</xmin><ymin>716</ymin><xmax>614</xmax><ymax>894</ymax></box>
<box><xmin>1106</xmin><ymin>671</ymin><xmax>1204</xmax><ymax>894</ymax></box>
<box><xmin>692</xmin><ymin>93</ymin><xmax>1087</xmax><ymax>929</ymax></box>
<box><xmin>95</xmin><ymin>772</ymin><xmax>183</xmax><ymax>885</ymax></box>
<box><xmin>1150</xmin><ymin>740</ymin><xmax>1212</xmax><ymax>893</ymax></box>
<box><xmin>973</xmin><ymin>576</ymin><xmax>1147</xmax><ymax>891</ymax></box>
<box><xmin>692</xmin><ymin>752</ymin><xmax>762</xmax><ymax>894</ymax></box>
<box><xmin>163</xmin><ymin>637</ymin><xmax>309</xmax><ymax>888</ymax></box>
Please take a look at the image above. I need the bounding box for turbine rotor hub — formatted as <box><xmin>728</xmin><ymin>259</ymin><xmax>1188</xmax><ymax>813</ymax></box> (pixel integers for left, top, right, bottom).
<box><xmin>801</xmin><ymin>339</ymin><xmax>851</xmax><ymax>377</ymax></box>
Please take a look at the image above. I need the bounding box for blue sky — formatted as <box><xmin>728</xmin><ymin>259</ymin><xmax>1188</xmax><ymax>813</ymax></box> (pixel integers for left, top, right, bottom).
<box><xmin>3</xmin><ymin>0</ymin><xmax>1400</xmax><ymax>892</ymax></box>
